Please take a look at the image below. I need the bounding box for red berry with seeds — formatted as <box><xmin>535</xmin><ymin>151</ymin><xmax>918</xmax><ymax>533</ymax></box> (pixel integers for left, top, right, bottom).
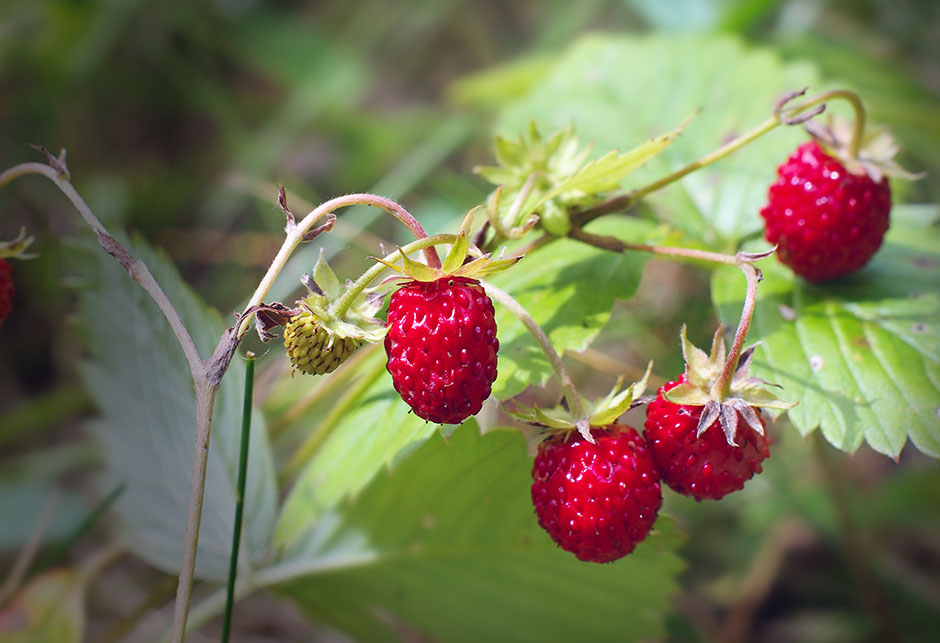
<box><xmin>644</xmin><ymin>376</ymin><xmax>771</xmax><ymax>501</ymax></box>
<box><xmin>0</xmin><ymin>259</ymin><xmax>13</xmax><ymax>326</ymax></box>
<box><xmin>385</xmin><ymin>276</ymin><xmax>498</xmax><ymax>424</ymax></box>
<box><xmin>760</xmin><ymin>140</ymin><xmax>891</xmax><ymax>282</ymax></box>
<box><xmin>531</xmin><ymin>425</ymin><xmax>662</xmax><ymax>563</ymax></box>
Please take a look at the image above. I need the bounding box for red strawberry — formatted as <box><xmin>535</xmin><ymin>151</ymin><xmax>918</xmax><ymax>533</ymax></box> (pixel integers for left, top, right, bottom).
<box><xmin>644</xmin><ymin>376</ymin><xmax>771</xmax><ymax>501</ymax></box>
<box><xmin>385</xmin><ymin>276</ymin><xmax>498</xmax><ymax>424</ymax></box>
<box><xmin>760</xmin><ymin>140</ymin><xmax>891</xmax><ymax>282</ymax></box>
<box><xmin>0</xmin><ymin>259</ymin><xmax>13</xmax><ymax>325</ymax></box>
<box><xmin>531</xmin><ymin>425</ymin><xmax>662</xmax><ymax>563</ymax></box>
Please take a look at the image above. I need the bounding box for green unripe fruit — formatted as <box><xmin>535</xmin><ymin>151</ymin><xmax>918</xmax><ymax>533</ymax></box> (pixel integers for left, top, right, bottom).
<box><xmin>284</xmin><ymin>311</ymin><xmax>360</xmax><ymax>375</ymax></box>
<box><xmin>539</xmin><ymin>200</ymin><xmax>571</xmax><ymax>236</ymax></box>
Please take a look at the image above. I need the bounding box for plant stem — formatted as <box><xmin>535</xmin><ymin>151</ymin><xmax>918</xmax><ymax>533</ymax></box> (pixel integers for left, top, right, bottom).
<box><xmin>576</xmin><ymin>88</ymin><xmax>866</xmax><ymax>224</ymax></box>
<box><xmin>221</xmin><ymin>354</ymin><xmax>255</xmax><ymax>643</ymax></box>
<box><xmin>234</xmin><ymin>194</ymin><xmax>439</xmax><ymax>342</ymax></box>
<box><xmin>329</xmin><ymin>233</ymin><xmax>460</xmax><ymax>318</ymax></box>
<box><xmin>481</xmin><ymin>281</ymin><xmax>585</xmax><ymax>420</ymax></box>
<box><xmin>568</xmin><ymin>228</ymin><xmax>765</xmax><ymax>396</ymax></box>
<box><xmin>0</xmin><ymin>161</ymin><xmax>205</xmax><ymax>383</ymax></box>
<box><xmin>170</xmin><ymin>380</ymin><xmax>218</xmax><ymax>643</ymax></box>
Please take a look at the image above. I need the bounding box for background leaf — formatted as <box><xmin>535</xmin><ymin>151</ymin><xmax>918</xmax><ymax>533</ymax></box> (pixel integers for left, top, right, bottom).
<box><xmin>70</xmin><ymin>233</ymin><xmax>278</xmax><ymax>580</ymax></box>
<box><xmin>273</xmin><ymin>423</ymin><xmax>684</xmax><ymax>642</ymax></box>
<box><xmin>0</xmin><ymin>570</ymin><xmax>84</xmax><ymax>643</ymax></box>
<box><xmin>494</xmin><ymin>34</ymin><xmax>819</xmax><ymax>245</ymax></box>
<box><xmin>712</xmin><ymin>206</ymin><xmax>940</xmax><ymax>459</ymax></box>
<box><xmin>489</xmin><ymin>216</ymin><xmax>653</xmax><ymax>399</ymax></box>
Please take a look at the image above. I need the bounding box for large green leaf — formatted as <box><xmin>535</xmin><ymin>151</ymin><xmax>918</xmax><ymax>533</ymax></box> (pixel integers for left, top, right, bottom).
<box><xmin>275</xmin><ymin>348</ymin><xmax>441</xmax><ymax>546</ymax></box>
<box><xmin>489</xmin><ymin>216</ymin><xmax>653</xmax><ymax>399</ymax></box>
<box><xmin>494</xmin><ymin>34</ymin><xmax>819</xmax><ymax>244</ymax></box>
<box><xmin>70</xmin><ymin>233</ymin><xmax>278</xmax><ymax>580</ymax></box>
<box><xmin>711</xmin><ymin>206</ymin><xmax>940</xmax><ymax>459</ymax></box>
<box><xmin>273</xmin><ymin>424</ymin><xmax>683</xmax><ymax>642</ymax></box>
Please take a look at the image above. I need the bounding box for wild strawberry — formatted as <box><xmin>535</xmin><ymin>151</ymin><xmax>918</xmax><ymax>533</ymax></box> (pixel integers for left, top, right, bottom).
<box><xmin>644</xmin><ymin>327</ymin><xmax>794</xmax><ymax>501</ymax></box>
<box><xmin>531</xmin><ymin>425</ymin><xmax>662</xmax><ymax>563</ymax></box>
<box><xmin>759</xmin><ymin>110</ymin><xmax>921</xmax><ymax>282</ymax></box>
<box><xmin>760</xmin><ymin>141</ymin><xmax>891</xmax><ymax>282</ymax></box>
<box><xmin>0</xmin><ymin>259</ymin><xmax>13</xmax><ymax>326</ymax></box>
<box><xmin>385</xmin><ymin>276</ymin><xmax>498</xmax><ymax>424</ymax></box>
<box><xmin>645</xmin><ymin>375</ymin><xmax>771</xmax><ymax>501</ymax></box>
<box><xmin>284</xmin><ymin>310</ymin><xmax>361</xmax><ymax>375</ymax></box>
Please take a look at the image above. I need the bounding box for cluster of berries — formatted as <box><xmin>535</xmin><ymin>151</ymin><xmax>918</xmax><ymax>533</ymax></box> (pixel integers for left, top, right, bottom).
<box><xmin>278</xmin><ymin>116</ymin><xmax>910</xmax><ymax>564</ymax></box>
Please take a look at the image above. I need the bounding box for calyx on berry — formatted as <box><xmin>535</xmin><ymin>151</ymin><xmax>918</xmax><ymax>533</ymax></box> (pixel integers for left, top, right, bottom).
<box><xmin>804</xmin><ymin>113</ymin><xmax>923</xmax><ymax>183</ymax></box>
<box><xmin>248</xmin><ymin>250</ymin><xmax>386</xmax><ymax>375</ymax></box>
<box><xmin>375</xmin><ymin>232</ymin><xmax>522</xmax><ymax>283</ymax></box>
<box><xmin>665</xmin><ymin>326</ymin><xmax>795</xmax><ymax>446</ymax></box>
<box><xmin>0</xmin><ymin>227</ymin><xmax>36</xmax><ymax>260</ymax></box>
<box><xmin>508</xmin><ymin>364</ymin><xmax>652</xmax><ymax>443</ymax></box>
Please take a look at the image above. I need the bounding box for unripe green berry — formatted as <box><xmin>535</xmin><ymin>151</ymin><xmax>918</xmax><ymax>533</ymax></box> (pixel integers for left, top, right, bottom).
<box><xmin>284</xmin><ymin>311</ymin><xmax>360</xmax><ymax>375</ymax></box>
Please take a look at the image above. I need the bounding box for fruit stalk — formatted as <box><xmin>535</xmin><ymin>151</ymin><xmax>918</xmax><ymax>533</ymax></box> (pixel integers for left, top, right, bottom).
<box><xmin>234</xmin><ymin>193</ymin><xmax>440</xmax><ymax>343</ymax></box>
<box><xmin>482</xmin><ymin>281</ymin><xmax>586</xmax><ymax>421</ymax></box>
<box><xmin>576</xmin><ymin>88</ymin><xmax>867</xmax><ymax>225</ymax></box>
<box><xmin>329</xmin><ymin>233</ymin><xmax>462</xmax><ymax>318</ymax></box>
<box><xmin>567</xmin><ymin>228</ymin><xmax>765</xmax><ymax>397</ymax></box>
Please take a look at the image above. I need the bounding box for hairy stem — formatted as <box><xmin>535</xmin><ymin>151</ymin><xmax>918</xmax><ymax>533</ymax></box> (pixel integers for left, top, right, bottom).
<box><xmin>233</xmin><ymin>193</ymin><xmax>438</xmax><ymax>343</ymax></box>
<box><xmin>170</xmin><ymin>381</ymin><xmax>218</xmax><ymax>643</ymax></box>
<box><xmin>568</xmin><ymin>228</ymin><xmax>765</xmax><ymax>396</ymax></box>
<box><xmin>0</xmin><ymin>161</ymin><xmax>205</xmax><ymax>383</ymax></box>
<box><xmin>330</xmin><ymin>233</ymin><xmax>460</xmax><ymax>318</ymax></box>
<box><xmin>481</xmin><ymin>281</ymin><xmax>585</xmax><ymax>419</ymax></box>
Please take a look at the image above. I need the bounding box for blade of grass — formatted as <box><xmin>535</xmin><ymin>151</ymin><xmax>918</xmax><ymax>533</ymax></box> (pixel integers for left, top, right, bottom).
<box><xmin>221</xmin><ymin>353</ymin><xmax>256</xmax><ymax>643</ymax></box>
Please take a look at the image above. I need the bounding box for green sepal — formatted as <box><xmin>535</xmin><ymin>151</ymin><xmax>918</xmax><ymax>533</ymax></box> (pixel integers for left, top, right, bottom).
<box><xmin>663</xmin><ymin>382</ymin><xmax>711</xmax><ymax>406</ymax></box>
<box><xmin>588</xmin><ymin>363</ymin><xmax>651</xmax><ymax>426</ymax></box>
<box><xmin>680</xmin><ymin>325</ymin><xmax>717</xmax><ymax>388</ymax></box>
<box><xmin>0</xmin><ymin>227</ymin><xmax>37</xmax><ymax>259</ymax></box>
<box><xmin>441</xmin><ymin>234</ymin><xmax>469</xmax><ymax>274</ymax></box>
<box><xmin>313</xmin><ymin>250</ymin><xmax>342</xmax><ymax>300</ymax></box>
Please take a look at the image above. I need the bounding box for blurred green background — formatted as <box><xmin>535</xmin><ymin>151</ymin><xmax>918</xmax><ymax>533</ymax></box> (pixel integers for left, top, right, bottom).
<box><xmin>1</xmin><ymin>1</ymin><xmax>939</xmax><ymax>641</ymax></box>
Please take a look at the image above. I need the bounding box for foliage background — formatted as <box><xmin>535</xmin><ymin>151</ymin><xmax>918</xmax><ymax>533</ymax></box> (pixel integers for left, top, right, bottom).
<box><xmin>1</xmin><ymin>1</ymin><xmax>939</xmax><ymax>641</ymax></box>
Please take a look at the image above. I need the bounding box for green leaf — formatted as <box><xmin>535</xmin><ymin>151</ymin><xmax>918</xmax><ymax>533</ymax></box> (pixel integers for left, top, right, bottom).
<box><xmin>494</xmin><ymin>34</ymin><xmax>819</xmax><ymax>245</ymax></box>
<box><xmin>275</xmin><ymin>349</ymin><xmax>441</xmax><ymax>546</ymax></box>
<box><xmin>488</xmin><ymin>216</ymin><xmax>654</xmax><ymax>399</ymax></box>
<box><xmin>540</xmin><ymin>121</ymin><xmax>686</xmax><ymax>203</ymax></box>
<box><xmin>273</xmin><ymin>424</ymin><xmax>684</xmax><ymax>642</ymax></box>
<box><xmin>711</xmin><ymin>208</ymin><xmax>940</xmax><ymax>459</ymax></box>
<box><xmin>69</xmin><ymin>233</ymin><xmax>278</xmax><ymax>580</ymax></box>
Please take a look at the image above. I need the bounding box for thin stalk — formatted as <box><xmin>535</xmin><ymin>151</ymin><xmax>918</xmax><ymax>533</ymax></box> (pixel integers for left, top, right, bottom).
<box><xmin>329</xmin><ymin>233</ymin><xmax>460</xmax><ymax>319</ymax></box>
<box><xmin>0</xmin><ymin>161</ymin><xmax>204</xmax><ymax>383</ymax></box>
<box><xmin>568</xmin><ymin>228</ymin><xmax>765</xmax><ymax>395</ymax></box>
<box><xmin>577</xmin><ymin>88</ymin><xmax>867</xmax><ymax>222</ymax></box>
<box><xmin>170</xmin><ymin>380</ymin><xmax>218</xmax><ymax>643</ymax></box>
<box><xmin>481</xmin><ymin>281</ymin><xmax>585</xmax><ymax>420</ymax></box>
<box><xmin>221</xmin><ymin>354</ymin><xmax>255</xmax><ymax>643</ymax></box>
<box><xmin>234</xmin><ymin>194</ymin><xmax>439</xmax><ymax>342</ymax></box>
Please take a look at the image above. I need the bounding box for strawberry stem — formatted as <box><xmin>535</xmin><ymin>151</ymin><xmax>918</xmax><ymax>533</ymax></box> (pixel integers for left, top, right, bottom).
<box><xmin>566</xmin><ymin>229</ymin><xmax>766</xmax><ymax>399</ymax></box>
<box><xmin>481</xmin><ymin>281</ymin><xmax>586</xmax><ymax>420</ymax></box>
<box><xmin>330</xmin><ymin>234</ymin><xmax>462</xmax><ymax>319</ymax></box>
<box><xmin>576</xmin><ymin>88</ymin><xmax>866</xmax><ymax>222</ymax></box>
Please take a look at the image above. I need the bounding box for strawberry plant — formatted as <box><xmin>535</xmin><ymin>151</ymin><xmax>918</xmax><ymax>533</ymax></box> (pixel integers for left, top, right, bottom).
<box><xmin>0</xmin><ymin>26</ymin><xmax>938</xmax><ymax>643</ymax></box>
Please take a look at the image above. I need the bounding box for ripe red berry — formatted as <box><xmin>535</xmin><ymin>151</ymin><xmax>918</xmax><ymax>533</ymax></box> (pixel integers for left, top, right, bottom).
<box><xmin>760</xmin><ymin>140</ymin><xmax>891</xmax><ymax>282</ymax></box>
<box><xmin>385</xmin><ymin>276</ymin><xmax>498</xmax><ymax>424</ymax></box>
<box><xmin>531</xmin><ymin>425</ymin><xmax>662</xmax><ymax>563</ymax></box>
<box><xmin>0</xmin><ymin>259</ymin><xmax>13</xmax><ymax>326</ymax></box>
<box><xmin>644</xmin><ymin>376</ymin><xmax>771</xmax><ymax>501</ymax></box>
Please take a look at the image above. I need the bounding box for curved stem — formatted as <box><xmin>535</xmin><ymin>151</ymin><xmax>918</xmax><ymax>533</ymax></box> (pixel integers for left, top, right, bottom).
<box><xmin>712</xmin><ymin>262</ymin><xmax>759</xmax><ymax>399</ymax></box>
<box><xmin>329</xmin><ymin>233</ymin><xmax>460</xmax><ymax>318</ymax></box>
<box><xmin>577</xmin><ymin>88</ymin><xmax>866</xmax><ymax>222</ymax></box>
<box><xmin>568</xmin><ymin>228</ymin><xmax>765</xmax><ymax>398</ymax></box>
<box><xmin>481</xmin><ymin>281</ymin><xmax>585</xmax><ymax>420</ymax></box>
<box><xmin>0</xmin><ymin>162</ymin><xmax>205</xmax><ymax>383</ymax></box>
<box><xmin>234</xmin><ymin>193</ymin><xmax>438</xmax><ymax>342</ymax></box>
